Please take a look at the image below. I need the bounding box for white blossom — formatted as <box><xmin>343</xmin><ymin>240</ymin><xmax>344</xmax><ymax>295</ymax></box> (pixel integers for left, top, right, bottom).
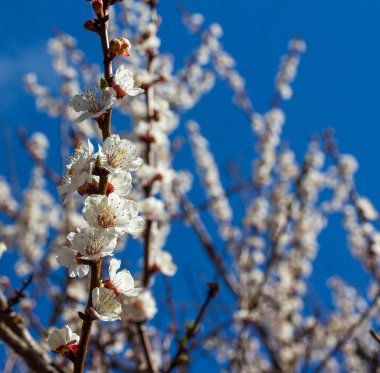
<box><xmin>70</xmin><ymin>87</ymin><xmax>117</xmax><ymax>122</ymax></box>
<box><xmin>99</xmin><ymin>134</ymin><xmax>143</xmax><ymax>174</ymax></box>
<box><xmin>121</xmin><ymin>290</ymin><xmax>157</xmax><ymax>322</ymax></box>
<box><xmin>140</xmin><ymin>197</ymin><xmax>165</xmax><ymax>220</ymax></box>
<box><xmin>83</xmin><ymin>192</ymin><xmax>144</xmax><ymax>236</ymax></box>
<box><xmin>150</xmin><ymin>249</ymin><xmax>177</xmax><ymax>276</ymax></box>
<box><xmin>103</xmin><ymin>258</ymin><xmax>141</xmax><ymax>297</ymax></box>
<box><xmin>56</xmin><ymin>245</ymin><xmax>89</xmax><ymax>277</ymax></box>
<box><xmin>46</xmin><ymin>325</ymin><xmax>79</xmax><ymax>355</ymax></box>
<box><xmin>71</xmin><ymin>227</ymin><xmax>118</xmax><ymax>261</ymax></box>
<box><xmin>27</xmin><ymin>132</ymin><xmax>49</xmax><ymax>161</ymax></box>
<box><xmin>108</xmin><ymin>172</ymin><xmax>133</xmax><ymax>197</ymax></box>
<box><xmin>91</xmin><ymin>287</ymin><xmax>122</xmax><ymax>322</ymax></box>
<box><xmin>57</xmin><ymin>140</ymin><xmax>95</xmax><ymax>202</ymax></box>
<box><xmin>113</xmin><ymin>64</ymin><xmax>145</xmax><ymax>98</ymax></box>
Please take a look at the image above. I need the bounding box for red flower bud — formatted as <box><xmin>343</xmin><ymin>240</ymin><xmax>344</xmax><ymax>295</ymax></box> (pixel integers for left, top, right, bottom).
<box><xmin>84</xmin><ymin>19</ymin><xmax>98</xmax><ymax>32</ymax></box>
<box><xmin>92</xmin><ymin>0</ymin><xmax>104</xmax><ymax>17</ymax></box>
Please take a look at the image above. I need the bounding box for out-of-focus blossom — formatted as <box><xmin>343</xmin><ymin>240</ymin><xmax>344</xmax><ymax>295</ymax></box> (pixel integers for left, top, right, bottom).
<box><xmin>149</xmin><ymin>248</ymin><xmax>177</xmax><ymax>276</ymax></box>
<box><xmin>122</xmin><ymin>290</ymin><xmax>157</xmax><ymax>322</ymax></box>
<box><xmin>27</xmin><ymin>132</ymin><xmax>49</xmax><ymax>161</ymax></box>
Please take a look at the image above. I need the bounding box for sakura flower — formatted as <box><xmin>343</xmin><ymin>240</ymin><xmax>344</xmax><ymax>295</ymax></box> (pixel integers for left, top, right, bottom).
<box><xmin>150</xmin><ymin>249</ymin><xmax>177</xmax><ymax>276</ymax></box>
<box><xmin>140</xmin><ymin>197</ymin><xmax>165</xmax><ymax>221</ymax></box>
<box><xmin>356</xmin><ymin>197</ymin><xmax>378</xmax><ymax>221</ymax></box>
<box><xmin>90</xmin><ymin>287</ymin><xmax>122</xmax><ymax>322</ymax></box>
<box><xmin>103</xmin><ymin>258</ymin><xmax>141</xmax><ymax>297</ymax></box>
<box><xmin>99</xmin><ymin>134</ymin><xmax>143</xmax><ymax>173</ymax></box>
<box><xmin>71</xmin><ymin>227</ymin><xmax>118</xmax><ymax>261</ymax></box>
<box><xmin>108</xmin><ymin>172</ymin><xmax>133</xmax><ymax>197</ymax></box>
<box><xmin>56</xmin><ymin>246</ymin><xmax>89</xmax><ymax>277</ymax></box>
<box><xmin>113</xmin><ymin>64</ymin><xmax>144</xmax><ymax>98</ymax></box>
<box><xmin>83</xmin><ymin>192</ymin><xmax>144</xmax><ymax>236</ymax></box>
<box><xmin>57</xmin><ymin>140</ymin><xmax>95</xmax><ymax>203</ymax></box>
<box><xmin>27</xmin><ymin>132</ymin><xmax>49</xmax><ymax>161</ymax></box>
<box><xmin>46</xmin><ymin>325</ymin><xmax>79</xmax><ymax>359</ymax></box>
<box><xmin>70</xmin><ymin>87</ymin><xmax>117</xmax><ymax>122</ymax></box>
<box><xmin>121</xmin><ymin>290</ymin><xmax>157</xmax><ymax>322</ymax></box>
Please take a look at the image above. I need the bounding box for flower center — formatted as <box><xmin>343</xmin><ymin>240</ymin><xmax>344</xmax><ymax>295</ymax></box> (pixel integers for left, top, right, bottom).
<box><xmin>97</xmin><ymin>209</ymin><xmax>116</xmax><ymax>228</ymax></box>
<box><xmin>86</xmin><ymin>240</ymin><xmax>103</xmax><ymax>255</ymax></box>
<box><xmin>107</xmin><ymin>146</ymin><xmax>127</xmax><ymax>168</ymax></box>
<box><xmin>98</xmin><ymin>290</ymin><xmax>121</xmax><ymax>314</ymax></box>
<box><xmin>85</xmin><ymin>91</ymin><xmax>102</xmax><ymax>113</ymax></box>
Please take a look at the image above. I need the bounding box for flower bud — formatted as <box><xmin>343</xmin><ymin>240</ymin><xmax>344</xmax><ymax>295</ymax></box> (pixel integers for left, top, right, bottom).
<box><xmin>109</xmin><ymin>37</ymin><xmax>131</xmax><ymax>58</ymax></box>
<box><xmin>84</xmin><ymin>19</ymin><xmax>98</xmax><ymax>32</ymax></box>
<box><xmin>92</xmin><ymin>0</ymin><xmax>104</xmax><ymax>17</ymax></box>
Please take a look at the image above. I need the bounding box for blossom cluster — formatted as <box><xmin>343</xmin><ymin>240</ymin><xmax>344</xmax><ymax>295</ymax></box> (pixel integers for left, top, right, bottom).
<box><xmin>46</xmin><ymin>28</ymin><xmax>159</xmax><ymax>360</ymax></box>
<box><xmin>1</xmin><ymin>1</ymin><xmax>379</xmax><ymax>373</ymax></box>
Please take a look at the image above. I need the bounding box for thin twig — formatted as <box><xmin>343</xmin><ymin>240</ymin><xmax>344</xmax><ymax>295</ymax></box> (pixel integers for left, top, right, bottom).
<box><xmin>314</xmin><ymin>292</ymin><xmax>380</xmax><ymax>373</ymax></box>
<box><xmin>165</xmin><ymin>282</ymin><xmax>219</xmax><ymax>373</ymax></box>
<box><xmin>74</xmin><ymin>259</ymin><xmax>102</xmax><ymax>373</ymax></box>
<box><xmin>136</xmin><ymin>322</ymin><xmax>159</xmax><ymax>373</ymax></box>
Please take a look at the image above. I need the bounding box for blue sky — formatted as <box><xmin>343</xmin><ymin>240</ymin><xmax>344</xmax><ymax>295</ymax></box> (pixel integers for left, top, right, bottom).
<box><xmin>1</xmin><ymin>0</ymin><xmax>380</xmax><ymax>370</ymax></box>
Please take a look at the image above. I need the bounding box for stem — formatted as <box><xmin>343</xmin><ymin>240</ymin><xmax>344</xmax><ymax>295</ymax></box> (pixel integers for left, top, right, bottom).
<box><xmin>143</xmin><ymin>219</ymin><xmax>153</xmax><ymax>287</ymax></box>
<box><xmin>73</xmin><ymin>260</ymin><xmax>102</xmax><ymax>373</ymax></box>
<box><xmin>136</xmin><ymin>322</ymin><xmax>159</xmax><ymax>373</ymax></box>
<box><xmin>313</xmin><ymin>290</ymin><xmax>380</xmax><ymax>373</ymax></box>
<box><xmin>74</xmin><ymin>3</ymin><xmax>113</xmax><ymax>372</ymax></box>
<box><xmin>165</xmin><ymin>282</ymin><xmax>219</xmax><ymax>373</ymax></box>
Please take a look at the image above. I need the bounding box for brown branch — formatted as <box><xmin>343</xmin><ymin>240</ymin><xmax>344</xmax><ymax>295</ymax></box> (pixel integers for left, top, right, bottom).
<box><xmin>0</xmin><ymin>291</ymin><xmax>63</xmax><ymax>373</ymax></box>
<box><xmin>3</xmin><ymin>274</ymin><xmax>33</xmax><ymax>313</ymax></box>
<box><xmin>314</xmin><ymin>291</ymin><xmax>380</xmax><ymax>373</ymax></box>
<box><xmin>249</xmin><ymin>158</ymin><xmax>311</xmax><ymax>309</ymax></box>
<box><xmin>136</xmin><ymin>322</ymin><xmax>159</xmax><ymax>373</ymax></box>
<box><xmin>370</xmin><ymin>329</ymin><xmax>380</xmax><ymax>344</ymax></box>
<box><xmin>143</xmin><ymin>219</ymin><xmax>153</xmax><ymax>287</ymax></box>
<box><xmin>74</xmin><ymin>259</ymin><xmax>102</xmax><ymax>373</ymax></box>
<box><xmin>165</xmin><ymin>282</ymin><xmax>219</xmax><ymax>373</ymax></box>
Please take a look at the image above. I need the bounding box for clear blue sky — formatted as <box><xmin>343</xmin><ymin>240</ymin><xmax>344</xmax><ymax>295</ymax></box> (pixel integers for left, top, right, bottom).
<box><xmin>1</xmin><ymin>0</ymin><xmax>380</xmax><ymax>370</ymax></box>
